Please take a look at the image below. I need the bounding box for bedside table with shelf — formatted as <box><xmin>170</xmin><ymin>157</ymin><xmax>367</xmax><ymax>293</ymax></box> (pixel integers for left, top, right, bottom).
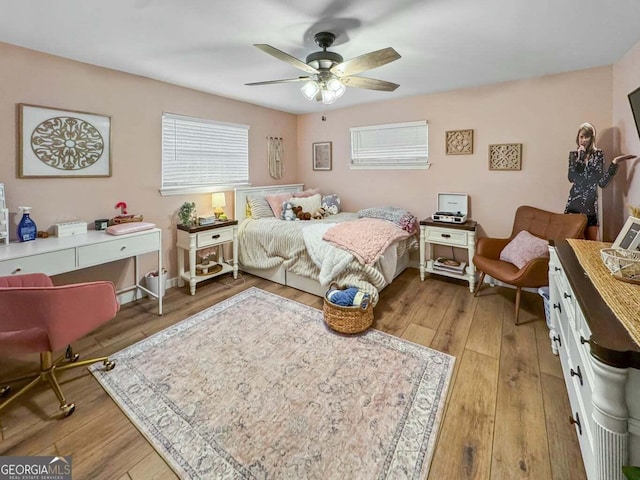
<box><xmin>419</xmin><ymin>217</ymin><xmax>478</xmax><ymax>292</ymax></box>
<box><xmin>176</xmin><ymin>220</ymin><xmax>238</xmax><ymax>295</ymax></box>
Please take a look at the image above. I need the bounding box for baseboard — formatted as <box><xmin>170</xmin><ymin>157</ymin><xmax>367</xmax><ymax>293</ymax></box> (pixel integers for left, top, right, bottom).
<box><xmin>483</xmin><ymin>275</ymin><xmax>540</xmax><ymax>294</ymax></box>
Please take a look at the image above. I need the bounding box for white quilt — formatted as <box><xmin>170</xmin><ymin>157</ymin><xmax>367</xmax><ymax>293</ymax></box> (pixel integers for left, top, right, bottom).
<box><xmin>302</xmin><ymin>223</ymin><xmax>353</xmax><ymax>286</ymax></box>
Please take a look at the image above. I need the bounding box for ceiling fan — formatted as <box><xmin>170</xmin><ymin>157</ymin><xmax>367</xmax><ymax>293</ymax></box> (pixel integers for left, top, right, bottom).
<box><xmin>245</xmin><ymin>32</ymin><xmax>401</xmax><ymax>105</ymax></box>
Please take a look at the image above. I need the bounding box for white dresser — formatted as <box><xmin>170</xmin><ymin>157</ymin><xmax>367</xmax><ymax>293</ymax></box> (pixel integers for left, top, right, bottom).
<box><xmin>549</xmin><ymin>240</ymin><xmax>640</xmax><ymax>479</ymax></box>
<box><xmin>0</xmin><ymin>228</ymin><xmax>163</xmax><ymax>314</ymax></box>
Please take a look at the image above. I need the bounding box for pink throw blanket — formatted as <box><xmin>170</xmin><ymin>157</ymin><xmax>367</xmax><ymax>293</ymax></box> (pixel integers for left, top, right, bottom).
<box><xmin>322</xmin><ymin>218</ymin><xmax>411</xmax><ymax>265</ymax></box>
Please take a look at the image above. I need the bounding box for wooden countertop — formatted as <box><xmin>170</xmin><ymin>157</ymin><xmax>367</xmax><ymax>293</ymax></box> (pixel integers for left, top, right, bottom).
<box><xmin>555</xmin><ymin>239</ymin><xmax>640</xmax><ymax>368</ymax></box>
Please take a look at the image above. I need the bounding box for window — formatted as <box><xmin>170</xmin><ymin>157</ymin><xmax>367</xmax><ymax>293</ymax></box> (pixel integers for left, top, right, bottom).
<box><xmin>350</xmin><ymin>120</ymin><xmax>429</xmax><ymax>169</ymax></box>
<box><xmin>161</xmin><ymin>113</ymin><xmax>249</xmax><ymax>195</ymax></box>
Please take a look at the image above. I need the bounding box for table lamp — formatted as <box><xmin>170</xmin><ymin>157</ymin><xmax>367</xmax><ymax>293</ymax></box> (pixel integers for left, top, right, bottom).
<box><xmin>211</xmin><ymin>192</ymin><xmax>226</xmax><ymax>219</ymax></box>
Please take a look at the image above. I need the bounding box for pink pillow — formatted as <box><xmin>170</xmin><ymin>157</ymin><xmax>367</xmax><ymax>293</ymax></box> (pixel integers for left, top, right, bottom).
<box><xmin>292</xmin><ymin>188</ymin><xmax>321</xmax><ymax>198</ymax></box>
<box><xmin>265</xmin><ymin>192</ymin><xmax>292</xmax><ymax>218</ymax></box>
<box><xmin>499</xmin><ymin>230</ymin><xmax>549</xmax><ymax>268</ymax></box>
<box><xmin>106</xmin><ymin>222</ymin><xmax>156</xmax><ymax>235</ymax></box>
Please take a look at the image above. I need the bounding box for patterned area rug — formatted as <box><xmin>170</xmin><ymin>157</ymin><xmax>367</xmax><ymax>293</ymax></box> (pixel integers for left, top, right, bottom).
<box><xmin>90</xmin><ymin>287</ymin><xmax>454</xmax><ymax>479</ymax></box>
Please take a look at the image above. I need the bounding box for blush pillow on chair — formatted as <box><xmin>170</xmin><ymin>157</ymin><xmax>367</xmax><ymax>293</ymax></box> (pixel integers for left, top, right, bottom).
<box><xmin>499</xmin><ymin>230</ymin><xmax>549</xmax><ymax>269</ymax></box>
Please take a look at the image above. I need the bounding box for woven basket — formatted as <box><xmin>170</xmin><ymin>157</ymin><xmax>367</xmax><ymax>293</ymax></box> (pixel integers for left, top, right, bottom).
<box><xmin>323</xmin><ymin>288</ymin><xmax>373</xmax><ymax>334</ymax></box>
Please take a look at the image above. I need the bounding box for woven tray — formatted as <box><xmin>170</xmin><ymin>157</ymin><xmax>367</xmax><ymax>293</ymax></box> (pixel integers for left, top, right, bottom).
<box><xmin>323</xmin><ymin>292</ymin><xmax>373</xmax><ymax>334</ymax></box>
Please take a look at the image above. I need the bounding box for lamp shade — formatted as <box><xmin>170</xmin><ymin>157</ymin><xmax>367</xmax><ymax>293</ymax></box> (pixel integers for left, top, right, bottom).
<box><xmin>211</xmin><ymin>192</ymin><xmax>226</xmax><ymax>218</ymax></box>
<box><xmin>301</xmin><ymin>81</ymin><xmax>320</xmax><ymax>100</ymax></box>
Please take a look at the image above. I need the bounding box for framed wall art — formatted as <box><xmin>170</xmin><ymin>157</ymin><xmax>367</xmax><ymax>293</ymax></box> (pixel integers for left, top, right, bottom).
<box><xmin>19</xmin><ymin>104</ymin><xmax>112</xmax><ymax>178</ymax></box>
<box><xmin>312</xmin><ymin>141</ymin><xmax>332</xmax><ymax>171</ymax></box>
<box><xmin>612</xmin><ymin>216</ymin><xmax>640</xmax><ymax>251</ymax></box>
<box><xmin>488</xmin><ymin>143</ymin><xmax>522</xmax><ymax>170</ymax></box>
<box><xmin>446</xmin><ymin>129</ymin><xmax>474</xmax><ymax>155</ymax></box>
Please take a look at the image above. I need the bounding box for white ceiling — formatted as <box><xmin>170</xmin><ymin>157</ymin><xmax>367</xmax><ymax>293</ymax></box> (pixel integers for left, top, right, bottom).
<box><xmin>2</xmin><ymin>0</ymin><xmax>640</xmax><ymax>115</ymax></box>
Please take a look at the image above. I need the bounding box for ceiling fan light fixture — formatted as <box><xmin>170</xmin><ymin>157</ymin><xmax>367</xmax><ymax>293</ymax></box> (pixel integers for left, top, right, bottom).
<box><xmin>321</xmin><ymin>88</ymin><xmax>337</xmax><ymax>105</ymax></box>
<box><xmin>326</xmin><ymin>78</ymin><xmax>346</xmax><ymax>99</ymax></box>
<box><xmin>301</xmin><ymin>80</ymin><xmax>320</xmax><ymax>100</ymax></box>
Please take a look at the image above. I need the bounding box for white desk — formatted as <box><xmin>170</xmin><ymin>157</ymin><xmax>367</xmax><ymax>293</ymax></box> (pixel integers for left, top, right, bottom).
<box><xmin>0</xmin><ymin>228</ymin><xmax>162</xmax><ymax>315</ymax></box>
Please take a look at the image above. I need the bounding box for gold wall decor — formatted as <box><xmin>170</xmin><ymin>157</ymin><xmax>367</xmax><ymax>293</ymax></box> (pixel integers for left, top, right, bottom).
<box><xmin>446</xmin><ymin>129</ymin><xmax>473</xmax><ymax>155</ymax></box>
<box><xmin>488</xmin><ymin>143</ymin><xmax>522</xmax><ymax>170</ymax></box>
<box><xmin>19</xmin><ymin>104</ymin><xmax>112</xmax><ymax>178</ymax></box>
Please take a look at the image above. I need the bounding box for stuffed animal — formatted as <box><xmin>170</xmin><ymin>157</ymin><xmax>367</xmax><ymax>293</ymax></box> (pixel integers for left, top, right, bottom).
<box><xmin>311</xmin><ymin>207</ymin><xmax>327</xmax><ymax>220</ymax></box>
<box><xmin>281</xmin><ymin>201</ymin><xmax>297</xmax><ymax>221</ymax></box>
<box><xmin>292</xmin><ymin>205</ymin><xmax>303</xmax><ymax>220</ymax></box>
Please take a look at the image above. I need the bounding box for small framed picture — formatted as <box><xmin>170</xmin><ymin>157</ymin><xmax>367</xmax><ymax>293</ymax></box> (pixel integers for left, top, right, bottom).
<box><xmin>312</xmin><ymin>142</ymin><xmax>332</xmax><ymax>171</ymax></box>
<box><xmin>613</xmin><ymin>216</ymin><xmax>640</xmax><ymax>251</ymax></box>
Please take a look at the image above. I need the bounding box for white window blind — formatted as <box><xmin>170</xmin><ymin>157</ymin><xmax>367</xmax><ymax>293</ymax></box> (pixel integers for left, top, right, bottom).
<box><xmin>162</xmin><ymin>113</ymin><xmax>249</xmax><ymax>192</ymax></box>
<box><xmin>350</xmin><ymin>120</ymin><xmax>429</xmax><ymax>169</ymax></box>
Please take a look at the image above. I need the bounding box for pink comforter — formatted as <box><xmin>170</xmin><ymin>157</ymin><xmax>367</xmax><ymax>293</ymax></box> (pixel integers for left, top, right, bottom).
<box><xmin>322</xmin><ymin>218</ymin><xmax>411</xmax><ymax>265</ymax></box>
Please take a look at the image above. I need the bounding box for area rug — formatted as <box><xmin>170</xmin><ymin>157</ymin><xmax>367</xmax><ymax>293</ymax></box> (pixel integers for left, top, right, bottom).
<box><xmin>90</xmin><ymin>287</ymin><xmax>454</xmax><ymax>479</ymax></box>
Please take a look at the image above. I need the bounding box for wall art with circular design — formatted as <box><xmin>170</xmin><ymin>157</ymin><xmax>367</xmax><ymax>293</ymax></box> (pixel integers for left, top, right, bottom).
<box><xmin>19</xmin><ymin>104</ymin><xmax>111</xmax><ymax>178</ymax></box>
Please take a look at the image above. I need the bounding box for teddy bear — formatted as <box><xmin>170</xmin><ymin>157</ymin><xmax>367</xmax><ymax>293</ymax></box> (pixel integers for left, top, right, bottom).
<box><xmin>281</xmin><ymin>201</ymin><xmax>297</xmax><ymax>221</ymax></box>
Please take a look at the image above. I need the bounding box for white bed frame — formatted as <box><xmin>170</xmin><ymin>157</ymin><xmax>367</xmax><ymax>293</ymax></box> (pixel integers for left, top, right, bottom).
<box><xmin>234</xmin><ymin>184</ymin><xmax>410</xmax><ymax>297</ymax></box>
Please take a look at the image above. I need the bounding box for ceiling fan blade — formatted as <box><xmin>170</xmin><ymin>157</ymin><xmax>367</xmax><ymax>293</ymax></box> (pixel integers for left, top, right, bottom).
<box><xmin>340</xmin><ymin>76</ymin><xmax>399</xmax><ymax>92</ymax></box>
<box><xmin>254</xmin><ymin>44</ymin><xmax>319</xmax><ymax>75</ymax></box>
<box><xmin>331</xmin><ymin>47</ymin><xmax>401</xmax><ymax>77</ymax></box>
<box><xmin>245</xmin><ymin>76</ymin><xmax>311</xmax><ymax>86</ymax></box>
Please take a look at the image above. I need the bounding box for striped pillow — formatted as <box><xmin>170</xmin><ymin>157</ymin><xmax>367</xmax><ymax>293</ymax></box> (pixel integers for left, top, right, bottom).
<box><xmin>247</xmin><ymin>194</ymin><xmax>274</xmax><ymax>219</ymax></box>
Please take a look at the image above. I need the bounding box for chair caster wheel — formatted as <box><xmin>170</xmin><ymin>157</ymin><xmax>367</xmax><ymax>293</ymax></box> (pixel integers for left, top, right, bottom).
<box><xmin>0</xmin><ymin>386</ymin><xmax>10</xmax><ymax>397</ymax></box>
<box><xmin>61</xmin><ymin>403</ymin><xmax>75</xmax><ymax>417</ymax></box>
<box><xmin>103</xmin><ymin>360</ymin><xmax>116</xmax><ymax>371</ymax></box>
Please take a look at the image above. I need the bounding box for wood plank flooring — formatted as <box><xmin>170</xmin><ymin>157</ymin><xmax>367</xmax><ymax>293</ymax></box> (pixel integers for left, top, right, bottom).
<box><xmin>0</xmin><ymin>268</ymin><xmax>585</xmax><ymax>479</ymax></box>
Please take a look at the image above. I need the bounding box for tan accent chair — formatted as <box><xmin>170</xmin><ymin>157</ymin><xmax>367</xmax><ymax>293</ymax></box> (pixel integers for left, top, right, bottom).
<box><xmin>473</xmin><ymin>206</ymin><xmax>587</xmax><ymax>324</ymax></box>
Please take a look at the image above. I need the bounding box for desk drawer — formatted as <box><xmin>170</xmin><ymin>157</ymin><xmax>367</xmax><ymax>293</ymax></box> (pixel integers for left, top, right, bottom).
<box><xmin>197</xmin><ymin>227</ymin><xmax>233</xmax><ymax>248</ymax></box>
<box><xmin>425</xmin><ymin>227</ymin><xmax>468</xmax><ymax>246</ymax></box>
<box><xmin>77</xmin><ymin>232</ymin><xmax>160</xmax><ymax>267</ymax></box>
<box><xmin>0</xmin><ymin>249</ymin><xmax>76</xmax><ymax>276</ymax></box>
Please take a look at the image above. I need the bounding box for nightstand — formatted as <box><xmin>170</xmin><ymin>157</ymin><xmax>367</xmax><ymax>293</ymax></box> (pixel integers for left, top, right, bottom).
<box><xmin>419</xmin><ymin>218</ymin><xmax>478</xmax><ymax>292</ymax></box>
<box><xmin>176</xmin><ymin>220</ymin><xmax>238</xmax><ymax>295</ymax></box>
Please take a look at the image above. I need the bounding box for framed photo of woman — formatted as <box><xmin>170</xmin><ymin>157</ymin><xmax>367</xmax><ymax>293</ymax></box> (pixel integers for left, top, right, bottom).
<box><xmin>312</xmin><ymin>142</ymin><xmax>332</xmax><ymax>171</ymax></box>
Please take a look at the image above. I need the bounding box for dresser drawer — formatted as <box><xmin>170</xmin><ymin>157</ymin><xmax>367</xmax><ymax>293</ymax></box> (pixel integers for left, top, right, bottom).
<box><xmin>0</xmin><ymin>249</ymin><xmax>76</xmax><ymax>276</ymax></box>
<box><xmin>77</xmin><ymin>232</ymin><xmax>160</xmax><ymax>268</ymax></box>
<box><xmin>196</xmin><ymin>227</ymin><xmax>234</xmax><ymax>248</ymax></box>
<box><xmin>425</xmin><ymin>227</ymin><xmax>468</xmax><ymax>246</ymax></box>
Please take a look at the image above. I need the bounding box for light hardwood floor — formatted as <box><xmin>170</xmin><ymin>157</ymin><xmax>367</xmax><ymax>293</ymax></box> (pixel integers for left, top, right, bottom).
<box><xmin>0</xmin><ymin>269</ymin><xmax>586</xmax><ymax>479</ymax></box>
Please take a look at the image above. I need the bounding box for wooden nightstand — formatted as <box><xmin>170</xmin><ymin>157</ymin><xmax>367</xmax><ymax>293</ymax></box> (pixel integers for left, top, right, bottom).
<box><xmin>419</xmin><ymin>218</ymin><xmax>478</xmax><ymax>292</ymax></box>
<box><xmin>176</xmin><ymin>220</ymin><xmax>238</xmax><ymax>295</ymax></box>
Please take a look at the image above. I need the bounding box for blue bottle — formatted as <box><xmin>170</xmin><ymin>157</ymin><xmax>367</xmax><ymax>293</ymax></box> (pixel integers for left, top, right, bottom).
<box><xmin>17</xmin><ymin>206</ymin><xmax>37</xmax><ymax>242</ymax></box>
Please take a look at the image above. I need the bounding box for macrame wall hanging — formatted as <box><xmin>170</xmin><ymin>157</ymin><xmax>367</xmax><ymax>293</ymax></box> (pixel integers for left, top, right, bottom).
<box><xmin>267</xmin><ymin>136</ymin><xmax>283</xmax><ymax>179</ymax></box>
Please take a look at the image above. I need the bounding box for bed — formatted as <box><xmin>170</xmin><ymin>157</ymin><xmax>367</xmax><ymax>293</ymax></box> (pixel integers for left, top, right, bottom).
<box><xmin>233</xmin><ymin>184</ymin><xmax>417</xmax><ymax>304</ymax></box>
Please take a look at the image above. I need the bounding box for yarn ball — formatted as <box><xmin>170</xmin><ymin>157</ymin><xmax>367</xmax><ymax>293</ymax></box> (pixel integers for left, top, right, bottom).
<box><xmin>327</xmin><ymin>287</ymin><xmax>370</xmax><ymax>308</ymax></box>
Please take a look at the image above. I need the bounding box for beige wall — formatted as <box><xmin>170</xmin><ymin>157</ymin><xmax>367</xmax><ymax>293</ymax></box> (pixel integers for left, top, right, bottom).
<box><xmin>297</xmin><ymin>67</ymin><xmax>616</xmax><ymax>239</ymax></box>
<box><xmin>0</xmin><ymin>42</ymin><xmax>298</xmax><ymax>285</ymax></box>
<box><xmin>609</xmin><ymin>39</ymin><xmax>640</xmax><ymax>240</ymax></box>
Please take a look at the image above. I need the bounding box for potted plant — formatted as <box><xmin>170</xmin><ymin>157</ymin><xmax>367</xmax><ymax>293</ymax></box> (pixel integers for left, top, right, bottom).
<box><xmin>178</xmin><ymin>202</ymin><xmax>197</xmax><ymax>226</ymax></box>
<box><xmin>623</xmin><ymin>466</ymin><xmax>640</xmax><ymax>480</ymax></box>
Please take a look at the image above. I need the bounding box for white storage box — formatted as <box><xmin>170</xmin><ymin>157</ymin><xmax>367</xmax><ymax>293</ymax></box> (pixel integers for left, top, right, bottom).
<box><xmin>55</xmin><ymin>221</ymin><xmax>88</xmax><ymax>237</ymax></box>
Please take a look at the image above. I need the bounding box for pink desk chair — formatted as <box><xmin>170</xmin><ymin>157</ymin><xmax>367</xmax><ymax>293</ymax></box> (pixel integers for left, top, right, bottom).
<box><xmin>0</xmin><ymin>273</ymin><xmax>120</xmax><ymax>417</ymax></box>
